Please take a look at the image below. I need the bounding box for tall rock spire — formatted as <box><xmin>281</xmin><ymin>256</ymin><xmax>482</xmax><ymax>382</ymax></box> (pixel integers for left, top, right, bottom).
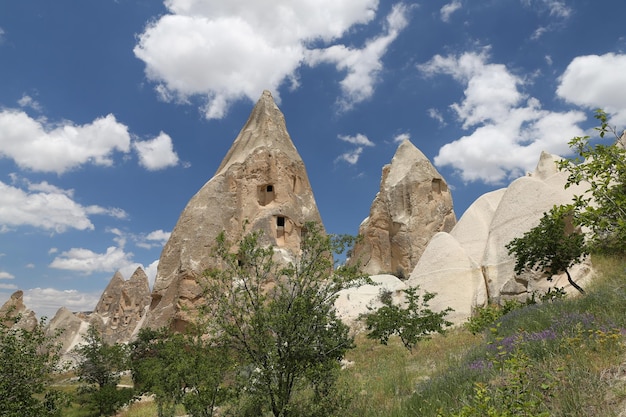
<box><xmin>349</xmin><ymin>139</ymin><xmax>456</xmax><ymax>276</ymax></box>
<box><xmin>145</xmin><ymin>90</ymin><xmax>324</xmax><ymax>331</ymax></box>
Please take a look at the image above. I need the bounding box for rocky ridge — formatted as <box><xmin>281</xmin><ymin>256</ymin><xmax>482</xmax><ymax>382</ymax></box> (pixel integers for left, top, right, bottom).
<box><xmin>4</xmin><ymin>91</ymin><xmax>598</xmax><ymax>347</ymax></box>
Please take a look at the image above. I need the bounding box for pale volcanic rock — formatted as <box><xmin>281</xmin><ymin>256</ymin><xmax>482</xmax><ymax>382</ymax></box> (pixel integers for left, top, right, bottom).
<box><xmin>0</xmin><ymin>290</ymin><xmax>38</xmax><ymax>331</ymax></box>
<box><xmin>405</xmin><ymin>151</ymin><xmax>593</xmax><ymax>325</ymax></box>
<box><xmin>93</xmin><ymin>268</ymin><xmax>151</xmax><ymax>345</ymax></box>
<box><xmin>46</xmin><ymin>307</ymin><xmax>90</xmax><ymax>355</ymax></box>
<box><xmin>349</xmin><ymin>139</ymin><xmax>456</xmax><ymax>276</ymax></box>
<box><xmin>449</xmin><ymin>188</ymin><xmax>505</xmax><ymax>265</ymax></box>
<box><xmin>146</xmin><ymin>90</ymin><xmax>324</xmax><ymax>331</ymax></box>
<box><xmin>407</xmin><ymin>232</ymin><xmax>487</xmax><ymax>324</ymax></box>
<box><xmin>334</xmin><ymin>275</ymin><xmax>407</xmax><ymax>326</ymax></box>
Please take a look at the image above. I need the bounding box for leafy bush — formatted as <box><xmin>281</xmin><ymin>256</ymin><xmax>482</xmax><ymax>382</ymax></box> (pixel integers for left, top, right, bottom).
<box><xmin>362</xmin><ymin>287</ymin><xmax>452</xmax><ymax>352</ymax></box>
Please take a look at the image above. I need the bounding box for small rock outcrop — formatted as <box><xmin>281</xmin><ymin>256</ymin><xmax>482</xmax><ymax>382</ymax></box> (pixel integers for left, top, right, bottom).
<box><xmin>407</xmin><ymin>151</ymin><xmax>593</xmax><ymax>324</ymax></box>
<box><xmin>45</xmin><ymin>307</ymin><xmax>90</xmax><ymax>356</ymax></box>
<box><xmin>349</xmin><ymin>139</ymin><xmax>456</xmax><ymax>276</ymax></box>
<box><xmin>46</xmin><ymin>268</ymin><xmax>151</xmax><ymax>355</ymax></box>
<box><xmin>93</xmin><ymin>268</ymin><xmax>151</xmax><ymax>345</ymax></box>
<box><xmin>145</xmin><ymin>90</ymin><xmax>324</xmax><ymax>331</ymax></box>
<box><xmin>0</xmin><ymin>290</ymin><xmax>38</xmax><ymax>331</ymax></box>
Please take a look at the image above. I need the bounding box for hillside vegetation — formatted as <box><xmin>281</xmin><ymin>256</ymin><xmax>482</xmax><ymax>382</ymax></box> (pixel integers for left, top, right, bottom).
<box><xmin>109</xmin><ymin>254</ymin><xmax>626</xmax><ymax>417</ymax></box>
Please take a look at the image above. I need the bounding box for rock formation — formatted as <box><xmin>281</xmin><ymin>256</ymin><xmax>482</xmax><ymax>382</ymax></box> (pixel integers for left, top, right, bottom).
<box><xmin>46</xmin><ymin>267</ymin><xmax>151</xmax><ymax>355</ymax></box>
<box><xmin>0</xmin><ymin>290</ymin><xmax>38</xmax><ymax>331</ymax></box>
<box><xmin>92</xmin><ymin>268</ymin><xmax>151</xmax><ymax>345</ymax></box>
<box><xmin>406</xmin><ymin>151</ymin><xmax>593</xmax><ymax>324</ymax></box>
<box><xmin>349</xmin><ymin>139</ymin><xmax>456</xmax><ymax>276</ymax></box>
<box><xmin>145</xmin><ymin>90</ymin><xmax>324</xmax><ymax>331</ymax></box>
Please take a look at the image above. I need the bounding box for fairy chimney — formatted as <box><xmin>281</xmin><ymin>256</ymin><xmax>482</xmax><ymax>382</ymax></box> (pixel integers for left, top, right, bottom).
<box><xmin>349</xmin><ymin>139</ymin><xmax>456</xmax><ymax>276</ymax></box>
<box><xmin>145</xmin><ymin>90</ymin><xmax>324</xmax><ymax>331</ymax></box>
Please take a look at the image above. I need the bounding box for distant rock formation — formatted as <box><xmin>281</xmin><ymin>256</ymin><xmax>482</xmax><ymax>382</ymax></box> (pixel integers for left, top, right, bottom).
<box><xmin>406</xmin><ymin>151</ymin><xmax>593</xmax><ymax>324</ymax></box>
<box><xmin>92</xmin><ymin>268</ymin><xmax>151</xmax><ymax>345</ymax></box>
<box><xmin>0</xmin><ymin>290</ymin><xmax>37</xmax><ymax>331</ymax></box>
<box><xmin>349</xmin><ymin>139</ymin><xmax>456</xmax><ymax>276</ymax></box>
<box><xmin>145</xmin><ymin>90</ymin><xmax>324</xmax><ymax>331</ymax></box>
<box><xmin>46</xmin><ymin>267</ymin><xmax>150</xmax><ymax>355</ymax></box>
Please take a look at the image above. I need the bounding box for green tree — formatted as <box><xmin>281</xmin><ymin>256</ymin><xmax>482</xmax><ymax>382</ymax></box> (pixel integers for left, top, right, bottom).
<box><xmin>362</xmin><ymin>287</ymin><xmax>452</xmax><ymax>352</ymax></box>
<box><xmin>506</xmin><ymin>205</ymin><xmax>587</xmax><ymax>294</ymax></box>
<box><xmin>0</xmin><ymin>314</ymin><xmax>68</xmax><ymax>417</ymax></box>
<box><xmin>130</xmin><ymin>327</ymin><xmax>230</xmax><ymax>417</ymax></box>
<box><xmin>558</xmin><ymin>109</ymin><xmax>626</xmax><ymax>254</ymax></box>
<box><xmin>74</xmin><ymin>325</ymin><xmax>133</xmax><ymax>416</ymax></box>
<box><xmin>201</xmin><ymin>222</ymin><xmax>362</xmax><ymax>417</ymax></box>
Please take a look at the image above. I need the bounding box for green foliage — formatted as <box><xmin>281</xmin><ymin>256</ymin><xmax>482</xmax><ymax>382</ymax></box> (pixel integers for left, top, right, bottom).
<box><xmin>74</xmin><ymin>325</ymin><xmax>132</xmax><ymax>416</ymax></box>
<box><xmin>465</xmin><ymin>289</ymin><xmax>566</xmax><ymax>335</ymax></box>
<box><xmin>506</xmin><ymin>204</ymin><xmax>587</xmax><ymax>294</ymax></box>
<box><xmin>201</xmin><ymin>222</ymin><xmax>361</xmax><ymax>417</ymax></box>
<box><xmin>130</xmin><ymin>327</ymin><xmax>230</xmax><ymax>417</ymax></box>
<box><xmin>450</xmin><ymin>350</ymin><xmax>552</xmax><ymax>417</ymax></box>
<box><xmin>558</xmin><ymin>109</ymin><xmax>626</xmax><ymax>254</ymax></box>
<box><xmin>0</xmin><ymin>315</ymin><xmax>68</xmax><ymax>417</ymax></box>
<box><xmin>362</xmin><ymin>287</ymin><xmax>453</xmax><ymax>352</ymax></box>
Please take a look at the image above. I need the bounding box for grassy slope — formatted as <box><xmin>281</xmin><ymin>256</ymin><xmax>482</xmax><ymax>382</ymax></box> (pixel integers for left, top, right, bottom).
<box><xmin>66</xmin><ymin>255</ymin><xmax>626</xmax><ymax>417</ymax></box>
<box><xmin>340</xmin><ymin>254</ymin><xmax>626</xmax><ymax>417</ymax></box>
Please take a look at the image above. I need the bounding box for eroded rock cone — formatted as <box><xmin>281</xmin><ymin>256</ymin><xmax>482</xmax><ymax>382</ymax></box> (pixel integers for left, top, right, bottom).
<box><xmin>0</xmin><ymin>290</ymin><xmax>37</xmax><ymax>331</ymax></box>
<box><xmin>93</xmin><ymin>267</ymin><xmax>151</xmax><ymax>345</ymax></box>
<box><xmin>349</xmin><ymin>139</ymin><xmax>456</xmax><ymax>276</ymax></box>
<box><xmin>146</xmin><ymin>90</ymin><xmax>324</xmax><ymax>331</ymax></box>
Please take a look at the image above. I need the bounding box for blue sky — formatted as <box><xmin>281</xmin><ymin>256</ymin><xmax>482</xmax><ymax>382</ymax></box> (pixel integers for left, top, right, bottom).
<box><xmin>1</xmin><ymin>0</ymin><xmax>625</xmax><ymax>318</ymax></box>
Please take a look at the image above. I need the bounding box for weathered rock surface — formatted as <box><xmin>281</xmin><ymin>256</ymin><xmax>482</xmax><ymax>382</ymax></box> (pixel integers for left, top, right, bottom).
<box><xmin>46</xmin><ymin>268</ymin><xmax>151</xmax><ymax>355</ymax></box>
<box><xmin>407</xmin><ymin>151</ymin><xmax>593</xmax><ymax>324</ymax></box>
<box><xmin>0</xmin><ymin>290</ymin><xmax>37</xmax><ymax>331</ymax></box>
<box><xmin>349</xmin><ymin>139</ymin><xmax>456</xmax><ymax>276</ymax></box>
<box><xmin>46</xmin><ymin>307</ymin><xmax>90</xmax><ymax>356</ymax></box>
<box><xmin>335</xmin><ymin>275</ymin><xmax>407</xmax><ymax>326</ymax></box>
<box><xmin>145</xmin><ymin>90</ymin><xmax>324</xmax><ymax>331</ymax></box>
<box><xmin>406</xmin><ymin>232</ymin><xmax>487</xmax><ymax>324</ymax></box>
<box><xmin>93</xmin><ymin>268</ymin><xmax>151</xmax><ymax>345</ymax></box>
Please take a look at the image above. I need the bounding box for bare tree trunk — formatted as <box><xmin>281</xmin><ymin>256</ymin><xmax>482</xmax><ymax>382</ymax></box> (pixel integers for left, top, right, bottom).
<box><xmin>565</xmin><ymin>269</ymin><xmax>585</xmax><ymax>294</ymax></box>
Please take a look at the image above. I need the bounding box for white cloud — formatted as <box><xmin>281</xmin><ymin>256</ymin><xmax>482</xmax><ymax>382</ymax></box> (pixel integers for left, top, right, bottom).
<box><xmin>336</xmin><ymin>132</ymin><xmax>375</xmax><ymax>165</ymax></box>
<box><xmin>22</xmin><ymin>288</ymin><xmax>102</xmax><ymax>319</ymax></box>
<box><xmin>420</xmin><ymin>50</ymin><xmax>586</xmax><ymax>184</ymax></box>
<box><xmin>49</xmin><ymin>246</ymin><xmax>134</xmax><ymax>274</ymax></box>
<box><xmin>134</xmin><ymin>132</ymin><xmax>180</xmax><ymax>170</ymax></box>
<box><xmin>134</xmin><ymin>0</ymin><xmax>407</xmax><ymax>118</ymax></box>
<box><xmin>145</xmin><ymin>229</ymin><xmax>171</xmax><ymax>242</ymax></box>
<box><xmin>0</xmin><ymin>180</ymin><xmax>118</xmax><ymax>232</ymax></box>
<box><xmin>18</xmin><ymin>94</ymin><xmax>43</xmax><ymax>112</ymax></box>
<box><xmin>338</xmin><ymin>133</ymin><xmax>375</xmax><ymax>147</ymax></box>
<box><xmin>0</xmin><ymin>283</ymin><xmax>18</xmax><ymax>290</ymax></box>
<box><xmin>336</xmin><ymin>147</ymin><xmax>364</xmax><ymax>165</ymax></box>
<box><xmin>531</xmin><ymin>26</ymin><xmax>548</xmax><ymax>40</ymax></box>
<box><xmin>306</xmin><ymin>4</ymin><xmax>410</xmax><ymax>111</ymax></box>
<box><xmin>0</xmin><ymin>27</ymin><xmax>4</xmax><ymax>44</ymax></box>
<box><xmin>427</xmin><ymin>108</ymin><xmax>446</xmax><ymax>125</ymax></box>
<box><xmin>557</xmin><ymin>53</ymin><xmax>626</xmax><ymax>126</ymax></box>
<box><xmin>521</xmin><ymin>0</ymin><xmax>571</xmax><ymax>18</ymax></box>
<box><xmin>440</xmin><ymin>1</ymin><xmax>462</xmax><ymax>22</ymax></box>
<box><xmin>0</xmin><ymin>110</ymin><xmax>131</xmax><ymax>174</ymax></box>
<box><xmin>85</xmin><ymin>206</ymin><xmax>128</xmax><ymax>219</ymax></box>
<box><xmin>0</xmin><ymin>271</ymin><xmax>14</xmax><ymax>280</ymax></box>
<box><xmin>420</xmin><ymin>49</ymin><xmax>524</xmax><ymax>128</ymax></box>
<box><xmin>393</xmin><ymin>133</ymin><xmax>411</xmax><ymax>143</ymax></box>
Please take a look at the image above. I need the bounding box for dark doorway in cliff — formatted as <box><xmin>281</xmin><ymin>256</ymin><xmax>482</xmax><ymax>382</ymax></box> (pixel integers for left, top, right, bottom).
<box><xmin>258</xmin><ymin>184</ymin><xmax>275</xmax><ymax>206</ymax></box>
<box><xmin>276</xmin><ymin>216</ymin><xmax>286</xmax><ymax>245</ymax></box>
<box><xmin>432</xmin><ymin>178</ymin><xmax>447</xmax><ymax>193</ymax></box>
